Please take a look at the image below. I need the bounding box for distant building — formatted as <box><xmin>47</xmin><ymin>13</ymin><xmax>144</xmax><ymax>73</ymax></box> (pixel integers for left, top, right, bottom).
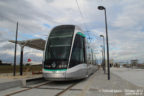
<box><xmin>110</xmin><ymin>59</ymin><xmax>114</xmax><ymax>67</ymax></box>
<box><xmin>131</xmin><ymin>60</ymin><xmax>138</xmax><ymax>67</ymax></box>
<box><xmin>114</xmin><ymin>63</ymin><xmax>120</xmax><ymax>68</ymax></box>
<box><xmin>137</xmin><ymin>64</ymin><xmax>144</xmax><ymax>69</ymax></box>
<box><xmin>105</xmin><ymin>59</ymin><xmax>114</xmax><ymax>67</ymax></box>
<box><xmin>123</xmin><ymin>64</ymin><xmax>131</xmax><ymax>68</ymax></box>
<box><xmin>0</xmin><ymin>60</ymin><xmax>2</xmax><ymax>64</ymax></box>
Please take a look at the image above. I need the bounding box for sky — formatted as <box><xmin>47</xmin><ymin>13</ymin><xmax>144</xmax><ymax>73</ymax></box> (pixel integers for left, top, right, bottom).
<box><xmin>0</xmin><ymin>0</ymin><xmax>144</xmax><ymax>64</ymax></box>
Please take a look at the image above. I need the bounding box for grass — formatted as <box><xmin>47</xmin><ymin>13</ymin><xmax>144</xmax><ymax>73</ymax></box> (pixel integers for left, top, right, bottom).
<box><xmin>0</xmin><ymin>65</ymin><xmax>42</xmax><ymax>73</ymax></box>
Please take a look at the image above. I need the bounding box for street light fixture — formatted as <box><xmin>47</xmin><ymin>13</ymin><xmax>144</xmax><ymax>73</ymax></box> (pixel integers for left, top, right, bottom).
<box><xmin>100</xmin><ymin>35</ymin><xmax>106</xmax><ymax>74</ymax></box>
<box><xmin>98</xmin><ymin>6</ymin><xmax>110</xmax><ymax>80</ymax></box>
<box><xmin>98</xmin><ymin>6</ymin><xmax>105</xmax><ymax>10</ymax></box>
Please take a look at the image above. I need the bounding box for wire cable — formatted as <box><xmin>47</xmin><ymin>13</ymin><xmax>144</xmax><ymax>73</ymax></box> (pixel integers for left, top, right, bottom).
<box><xmin>75</xmin><ymin>0</ymin><xmax>91</xmax><ymax>41</ymax></box>
<box><xmin>75</xmin><ymin>0</ymin><xmax>102</xmax><ymax>43</ymax></box>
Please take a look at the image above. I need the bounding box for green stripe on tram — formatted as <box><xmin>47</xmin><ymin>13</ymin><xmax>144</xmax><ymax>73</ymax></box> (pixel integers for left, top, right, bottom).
<box><xmin>77</xmin><ymin>32</ymin><xmax>86</xmax><ymax>37</ymax></box>
<box><xmin>43</xmin><ymin>69</ymin><xmax>67</xmax><ymax>71</ymax></box>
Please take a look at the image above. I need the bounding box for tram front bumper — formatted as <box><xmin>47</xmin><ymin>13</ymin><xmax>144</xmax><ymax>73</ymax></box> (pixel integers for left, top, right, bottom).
<box><xmin>43</xmin><ymin>72</ymin><xmax>66</xmax><ymax>81</ymax></box>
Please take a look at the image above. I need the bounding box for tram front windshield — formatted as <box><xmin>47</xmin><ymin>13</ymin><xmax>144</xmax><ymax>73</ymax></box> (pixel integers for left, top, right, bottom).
<box><xmin>44</xmin><ymin>26</ymin><xmax>74</xmax><ymax>69</ymax></box>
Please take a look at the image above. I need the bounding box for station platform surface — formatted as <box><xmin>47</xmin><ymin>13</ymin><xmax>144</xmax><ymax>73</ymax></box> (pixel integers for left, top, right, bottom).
<box><xmin>0</xmin><ymin>73</ymin><xmax>42</xmax><ymax>83</ymax></box>
<box><xmin>0</xmin><ymin>73</ymin><xmax>42</xmax><ymax>91</ymax></box>
<box><xmin>62</xmin><ymin>69</ymin><xmax>143</xmax><ymax>96</ymax></box>
<box><xmin>111</xmin><ymin>67</ymin><xmax>144</xmax><ymax>88</ymax></box>
<box><xmin>0</xmin><ymin>68</ymin><xmax>144</xmax><ymax>96</ymax></box>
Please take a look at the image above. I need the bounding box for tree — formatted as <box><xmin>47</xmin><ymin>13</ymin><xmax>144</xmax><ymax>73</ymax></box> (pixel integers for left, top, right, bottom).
<box><xmin>0</xmin><ymin>60</ymin><xmax>2</xmax><ymax>64</ymax></box>
<box><xmin>25</xmin><ymin>63</ymin><xmax>30</xmax><ymax>66</ymax></box>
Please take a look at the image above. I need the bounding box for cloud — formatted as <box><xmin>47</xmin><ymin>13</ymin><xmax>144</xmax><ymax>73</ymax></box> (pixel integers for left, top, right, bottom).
<box><xmin>0</xmin><ymin>42</ymin><xmax>14</xmax><ymax>50</ymax></box>
<box><xmin>0</xmin><ymin>0</ymin><xmax>144</xmax><ymax>63</ymax></box>
<box><xmin>113</xmin><ymin>1</ymin><xmax>144</xmax><ymax>29</ymax></box>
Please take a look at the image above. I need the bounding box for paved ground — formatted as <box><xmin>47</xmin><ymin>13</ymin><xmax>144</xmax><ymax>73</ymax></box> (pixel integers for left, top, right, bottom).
<box><xmin>0</xmin><ymin>73</ymin><xmax>42</xmax><ymax>83</ymax></box>
<box><xmin>0</xmin><ymin>73</ymin><xmax>42</xmax><ymax>92</ymax></box>
<box><xmin>0</xmin><ymin>68</ymin><xmax>143</xmax><ymax>96</ymax></box>
<box><xmin>111</xmin><ymin>67</ymin><xmax>144</xmax><ymax>88</ymax></box>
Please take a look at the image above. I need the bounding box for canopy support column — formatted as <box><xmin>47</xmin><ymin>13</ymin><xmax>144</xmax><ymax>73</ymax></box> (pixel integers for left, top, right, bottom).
<box><xmin>20</xmin><ymin>45</ymin><xmax>24</xmax><ymax>76</ymax></box>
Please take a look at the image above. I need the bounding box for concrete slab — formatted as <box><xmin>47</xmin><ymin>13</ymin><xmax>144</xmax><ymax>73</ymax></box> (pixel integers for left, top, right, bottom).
<box><xmin>63</xmin><ymin>70</ymin><xmax>143</xmax><ymax>96</ymax></box>
<box><xmin>0</xmin><ymin>74</ymin><xmax>43</xmax><ymax>91</ymax></box>
<box><xmin>0</xmin><ymin>80</ymin><xmax>22</xmax><ymax>91</ymax></box>
<box><xmin>111</xmin><ymin>68</ymin><xmax>144</xmax><ymax>88</ymax></box>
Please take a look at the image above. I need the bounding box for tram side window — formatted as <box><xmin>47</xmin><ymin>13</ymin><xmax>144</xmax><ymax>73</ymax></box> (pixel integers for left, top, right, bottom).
<box><xmin>69</xmin><ymin>34</ymin><xmax>85</xmax><ymax>68</ymax></box>
<box><xmin>86</xmin><ymin>47</ymin><xmax>91</xmax><ymax>64</ymax></box>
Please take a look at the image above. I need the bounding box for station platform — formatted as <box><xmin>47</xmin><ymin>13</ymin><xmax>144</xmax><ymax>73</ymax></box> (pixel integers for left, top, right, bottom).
<box><xmin>0</xmin><ymin>73</ymin><xmax>42</xmax><ymax>91</ymax></box>
<box><xmin>111</xmin><ymin>67</ymin><xmax>144</xmax><ymax>88</ymax></box>
<box><xmin>0</xmin><ymin>68</ymin><xmax>144</xmax><ymax>96</ymax></box>
<box><xmin>63</xmin><ymin>68</ymin><xmax>144</xmax><ymax>96</ymax></box>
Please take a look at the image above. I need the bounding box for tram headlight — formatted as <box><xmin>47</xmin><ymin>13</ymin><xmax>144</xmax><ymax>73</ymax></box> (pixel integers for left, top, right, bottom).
<box><xmin>62</xmin><ymin>64</ymin><xmax>64</xmax><ymax>68</ymax></box>
<box><xmin>48</xmin><ymin>65</ymin><xmax>51</xmax><ymax>68</ymax></box>
<box><xmin>59</xmin><ymin>65</ymin><xmax>62</xmax><ymax>68</ymax></box>
<box><xmin>58</xmin><ymin>64</ymin><xmax>67</xmax><ymax>68</ymax></box>
<box><xmin>64</xmin><ymin>64</ymin><xmax>67</xmax><ymax>68</ymax></box>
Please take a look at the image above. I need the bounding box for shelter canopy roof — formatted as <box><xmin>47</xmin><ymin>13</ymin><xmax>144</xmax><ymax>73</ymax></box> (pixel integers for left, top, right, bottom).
<box><xmin>9</xmin><ymin>38</ymin><xmax>46</xmax><ymax>51</ymax></box>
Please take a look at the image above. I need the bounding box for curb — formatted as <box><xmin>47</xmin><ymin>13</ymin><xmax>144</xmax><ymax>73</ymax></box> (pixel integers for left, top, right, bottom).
<box><xmin>0</xmin><ymin>80</ymin><xmax>22</xmax><ymax>91</ymax></box>
<box><xmin>22</xmin><ymin>77</ymin><xmax>45</xmax><ymax>87</ymax></box>
<box><xmin>0</xmin><ymin>77</ymin><xmax>45</xmax><ymax>91</ymax></box>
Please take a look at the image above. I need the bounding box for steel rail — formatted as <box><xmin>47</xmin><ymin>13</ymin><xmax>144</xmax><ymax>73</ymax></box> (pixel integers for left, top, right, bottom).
<box><xmin>55</xmin><ymin>81</ymin><xmax>80</xmax><ymax>96</ymax></box>
<box><xmin>5</xmin><ymin>81</ymin><xmax>50</xmax><ymax>96</ymax></box>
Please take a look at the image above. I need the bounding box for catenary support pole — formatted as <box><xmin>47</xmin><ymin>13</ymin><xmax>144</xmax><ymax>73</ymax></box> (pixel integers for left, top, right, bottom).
<box><xmin>13</xmin><ymin>22</ymin><xmax>18</xmax><ymax>76</ymax></box>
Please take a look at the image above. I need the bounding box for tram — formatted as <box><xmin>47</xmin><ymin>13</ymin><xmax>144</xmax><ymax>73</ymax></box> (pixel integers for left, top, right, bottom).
<box><xmin>43</xmin><ymin>25</ymin><xmax>99</xmax><ymax>81</ymax></box>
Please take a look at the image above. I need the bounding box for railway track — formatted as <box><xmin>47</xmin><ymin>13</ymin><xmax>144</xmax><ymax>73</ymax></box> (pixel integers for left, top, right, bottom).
<box><xmin>5</xmin><ymin>80</ymin><xmax>80</xmax><ymax>96</ymax></box>
<box><xmin>55</xmin><ymin>81</ymin><xmax>80</xmax><ymax>96</ymax></box>
<box><xmin>5</xmin><ymin>81</ymin><xmax>51</xmax><ymax>96</ymax></box>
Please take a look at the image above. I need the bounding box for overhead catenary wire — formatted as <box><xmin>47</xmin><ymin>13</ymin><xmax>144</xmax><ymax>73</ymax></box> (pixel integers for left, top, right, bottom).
<box><xmin>75</xmin><ymin>0</ymin><xmax>102</xmax><ymax>43</ymax></box>
<box><xmin>75</xmin><ymin>0</ymin><xmax>92</xmax><ymax>41</ymax></box>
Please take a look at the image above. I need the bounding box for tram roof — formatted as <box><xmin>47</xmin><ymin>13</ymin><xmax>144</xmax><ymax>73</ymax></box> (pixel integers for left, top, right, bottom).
<box><xmin>9</xmin><ymin>38</ymin><xmax>46</xmax><ymax>51</ymax></box>
<box><xmin>54</xmin><ymin>25</ymin><xmax>84</xmax><ymax>34</ymax></box>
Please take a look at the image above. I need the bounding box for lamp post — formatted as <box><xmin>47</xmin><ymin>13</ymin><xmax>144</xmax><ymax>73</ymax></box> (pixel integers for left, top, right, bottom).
<box><xmin>100</xmin><ymin>35</ymin><xmax>106</xmax><ymax>74</ymax></box>
<box><xmin>98</xmin><ymin>6</ymin><xmax>110</xmax><ymax>80</ymax></box>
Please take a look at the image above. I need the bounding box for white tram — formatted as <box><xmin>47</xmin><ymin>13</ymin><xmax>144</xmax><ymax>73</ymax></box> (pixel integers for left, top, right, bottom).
<box><xmin>43</xmin><ymin>25</ymin><xmax>99</xmax><ymax>81</ymax></box>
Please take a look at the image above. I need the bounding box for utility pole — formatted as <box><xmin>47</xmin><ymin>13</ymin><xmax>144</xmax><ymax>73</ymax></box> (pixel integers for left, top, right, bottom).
<box><xmin>13</xmin><ymin>22</ymin><xmax>18</xmax><ymax>76</ymax></box>
<box><xmin>98</xmin><ymin>6</ymin><xmax>110</xmax><ymax>80</ymax></box>
<box><xmin>100</xmin><ymin>35</ymin><xmax>106</xmax><ymax>74</ymax></box>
